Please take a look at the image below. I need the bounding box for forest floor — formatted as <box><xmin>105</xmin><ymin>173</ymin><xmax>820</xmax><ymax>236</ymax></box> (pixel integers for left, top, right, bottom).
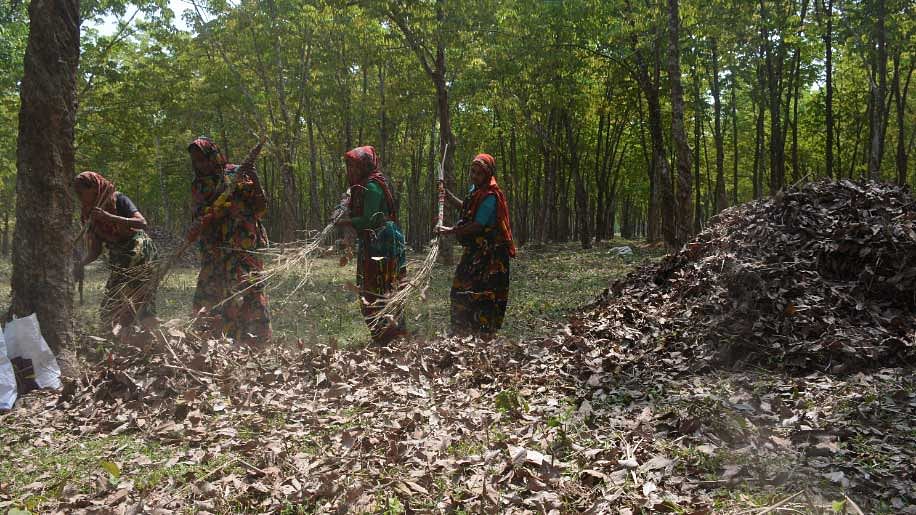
<box><xmin>0</xmin><ymin>238</ymin><xmax>913</xmax><ymax>514</ymax></box>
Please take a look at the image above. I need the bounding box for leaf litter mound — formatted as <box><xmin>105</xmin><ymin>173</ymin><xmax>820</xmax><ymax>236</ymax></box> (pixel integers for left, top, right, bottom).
<box><xmin>575</xmin><ymin>179</ymin><xmax>916</xmax><ymax>373</ymax></box>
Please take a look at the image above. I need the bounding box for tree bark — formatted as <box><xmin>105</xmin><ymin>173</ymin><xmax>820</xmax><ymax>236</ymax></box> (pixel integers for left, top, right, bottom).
<box><xmin>693</xmin><ymin>65</ymin><xmax>703</xmax><ymax>234</ymax></box>
<box><xmin>8</xmin><ymin>0</ymin><xmax>80</xmax><ymax>352</ymax></box>
<box><xmin>667</xmin><ymin>0</ymin><xmax>693</xmax><ymax>246</ymax></box>
<box><xmin>731</xmin><ymin>75</ymin><xmax>739</xmax><ymax>205</ymax></box>
<box><xmin>563</xmin><ymin>112</ymin><xmax>590</xmax><ymax>249</ymax></box>
<box><xmin>868</xmin><ymin>0</ymin><xmax>888</xmax><ymax>180</ymax></box>
<box><xmin>824</xmin><ymin>0</ymin><xmax>834</xmax><ymax>178</ymax></box>
<box><xmin>710</xmin><ymin>38</ymin><xmax>727</xmax><ymax>213</ymax></box>
<box><xmin>893</xmin><ymin>52</ymin><xmax>914</xmax><ymax>185</ymax></box>
<box><xmin>761</xmin><ymin>0</ymin><xmax>786</xmax><ymax>194</ymax></box>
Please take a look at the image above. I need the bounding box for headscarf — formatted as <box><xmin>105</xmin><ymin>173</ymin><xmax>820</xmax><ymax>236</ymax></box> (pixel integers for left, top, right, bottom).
<box><xmin>188</xmin><ymin>136</ymin><xmax>228</xmax><ymax>173</ymax></box>
<box><xmin>74</xmin><ymin>171</ymin><xmax>133</xmax><ymax>243</ymax></box>
<box><xmin>189</xmin><ymin>136</ymin><xmax>231</xmax><ymax>219</ymax></box>
<box><xmin>344</xmin><ymin>146</ymin><xmax>397</xmax><ymax>222</ymax></box>
<box><xmin>466</xmin><ymin>153</ymin><xmax>516</xmax><ymax>257</ymax></box>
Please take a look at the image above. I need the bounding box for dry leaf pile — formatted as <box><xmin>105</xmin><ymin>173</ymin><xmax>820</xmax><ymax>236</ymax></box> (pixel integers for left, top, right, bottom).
<box><xmin>575</xmin><ymin>179</ymin><xmax>916</xmax><ymax>372</ymax></box>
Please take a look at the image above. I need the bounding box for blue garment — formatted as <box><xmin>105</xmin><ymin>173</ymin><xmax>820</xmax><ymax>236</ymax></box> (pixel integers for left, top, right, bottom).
<box><xmin>468</xmin><ymin>185</ymin><xmax>497</xmax><ymax>226</ymax></box>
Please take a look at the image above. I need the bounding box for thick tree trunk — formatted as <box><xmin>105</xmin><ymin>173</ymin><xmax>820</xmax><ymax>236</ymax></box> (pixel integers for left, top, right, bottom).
<box><xmin>667</xmin><ymin>0</ymin><xmax>693</xmax><ymax>246</ymax></box>
<box><xmin>9</xmin><ymin>0</ymin><xmax>80</xmax><ymax>352</ymax></box>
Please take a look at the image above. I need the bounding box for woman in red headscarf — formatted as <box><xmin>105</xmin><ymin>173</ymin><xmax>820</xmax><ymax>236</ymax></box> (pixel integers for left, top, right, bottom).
<box><xmin>73</xmin><ymin>171</ymin><xmax>158</xmax><ymax>330</ymax></box>
<box><xmin>438</xmin><ymin>153</ymin><xmax>516</xmax><ymax>336</ymax></box>
<box><xmin>187</xmin><ymin>136</ymin><xmax>271</xmax><ymax>344</ymax></box>
<box><xmin>335</xmin><ymin>146</ymin><xmax>408</xmax><ymax>345</ymax></box>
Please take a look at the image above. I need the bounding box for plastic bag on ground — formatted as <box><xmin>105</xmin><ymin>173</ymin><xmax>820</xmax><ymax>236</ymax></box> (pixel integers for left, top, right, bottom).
<box><xmin>3</xmin><ymin>313</ymin><xmax>62</xmax><ymax>390</ymax></box>
<box><xmin>0</xmin><ymin>327</ymin><xmax>17</xmax><ymax>410</ymax></box>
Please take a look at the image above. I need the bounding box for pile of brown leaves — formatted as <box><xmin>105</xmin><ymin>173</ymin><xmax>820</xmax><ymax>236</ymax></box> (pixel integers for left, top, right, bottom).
<box><xmin>576</xmin><ymin>180</ymin><xmax>916</xmax><ymax>373</ymax></box>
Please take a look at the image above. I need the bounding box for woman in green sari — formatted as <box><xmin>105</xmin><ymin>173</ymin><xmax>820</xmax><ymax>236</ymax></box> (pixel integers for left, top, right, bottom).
<box><xmin>335</xmin><ymin>146</ymin><xmax>408</xmax><ymax>345</ymax></box>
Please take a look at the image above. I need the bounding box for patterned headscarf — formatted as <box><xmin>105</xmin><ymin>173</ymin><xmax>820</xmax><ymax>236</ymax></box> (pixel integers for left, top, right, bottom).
<box><xmin>189</xmin><ymin>136</ymin><xmax>227</xmax><ymax>173</ymax></box>
<box><xmin>189</xmin><ymin>136</ymin><xmax>231</xmax><ymax>219</ymax></box>
<box><xmin>344</xmin><ymin>146</ymin><xmax>397</xmax><ymax>222</ymax></box>
<box><xmin>467</xmin><ymin>153</ymin><xmax>516</xmax><ymax>257</ymax></box>
<box><xmin>74</xmin><ymin>171</ymin><xmax>132</xmax><ymax>242</ymax></box>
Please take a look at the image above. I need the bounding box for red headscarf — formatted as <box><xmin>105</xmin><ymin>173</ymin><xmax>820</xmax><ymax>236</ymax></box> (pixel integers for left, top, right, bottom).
<box><xmin>467</xmin><ymin>153</ymin><xmax>516</xmax><ymax>257</ymax></box>
<box><xmin>344</xmin><ymin>146</ymin><xmax>397</xmax><ymax>222</ymax></box>
<box><xmin>74</xmin><ymin>171</ymin><xmax>133</xmax><ymax>242</ymax></box>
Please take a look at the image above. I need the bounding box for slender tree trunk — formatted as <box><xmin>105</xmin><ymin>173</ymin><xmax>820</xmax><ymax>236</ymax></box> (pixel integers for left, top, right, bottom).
<box><xmin>731</xmin><ymin>77</ymin><xmax>739</xmax><ymax>204</ymax></box>
<box><xmin>154</xmin><ymin>134</ymin><xmax>170</xmax><ymax>229</ymax></box>
<box><xmin>9</xmin><ymin>0</ymin><xmax>80</xmax><ymax>352</ymax></box>
<box><xmin>667</xmin><ymin>0</ymin><xmax>693</xmax><ymax>246</ymax></box>
<box><xmin>752</xmin><ymin>95</ymin><xmax>765</xmax><ymax>200</ymax></box>
<box><xmin>378</xmin><ymin>62</ymin><xmax>388</xmax><ymax>169</ymax></box>
<box><xmin>635</xmin><ymin>86</ymin><xmax>661</xmax><ymax>243</ymax></box>
<box><xmin>693</xmin><ymin>67</ymin><xmax>703</xmax><ymax>233</ymax></box>
<box><xmin>710</xmin><ymin>38</ymin><xmax>727</xmax><ymax>213</ymax></box>
<box><xmin>824</xmin><ymin>0</ymin><xmax>834</xmax><ymax>178</ymax></box>
<box><xmin>761</xmin><ymin>0</ymin><xmax>786</xmax><ymax>194</ymax></box>
<box><xmin>894</xmin><ymin>54</ymin><xmax>914</xmax><ymax>185</ymax></box>
<box><xmin>306</xmin><ymin>105</ymin><xmax>320</xmax><ymax>229</ymax></box>
<box><xmin>563</xmin><ymin>112</ymin><xmax>590</xmax><ymax>249</ymax></box>
<box><xmin>868</xmin><ymin>0</ymin><xmax>887</xmax><ymax>180</ymax></box>
<box><xmin>1</xmin><ymin>203</ymin><xmax>9</xmax><ymax>256</ymax></box>
<box><xmin>594</xmin><ymin>112</ymin><xmax>607</xmax><ymax>241</ymax></box>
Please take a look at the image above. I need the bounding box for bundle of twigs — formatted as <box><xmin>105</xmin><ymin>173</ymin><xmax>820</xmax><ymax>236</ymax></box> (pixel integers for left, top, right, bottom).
<box><xmin>366</xmin><ymin>145</ymin><xmax>448</xmax><ymax>330</ymax></box>
<box><xmin>247</xmin><ymin>190</ymin><xmax>352</xmax><ymax>302</ymax></box>
<box><xmin>109</xmin><ymin>139</ymin><xmax>266</xmax><ymax>328</ymax></box>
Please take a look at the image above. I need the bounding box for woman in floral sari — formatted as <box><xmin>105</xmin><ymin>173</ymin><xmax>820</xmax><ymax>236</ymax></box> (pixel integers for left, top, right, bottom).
<box><xmin>335</xmin><ymin>146</ymin><xmax>408</xmax><ymax>345</ymax></box>
<box><xmin>438</xmin><ymin>153</ymin><xmax>516</xmax><ymax>337</ymax></box>
<box><xmin>73</xmin><ymin>171</ymin><xmax>158</xmax><ymax>330</ymax></box>
<box><xmin>187</xmin><ymin>136</ymin><xmax>271</xmax><ymax>344</ymax></box>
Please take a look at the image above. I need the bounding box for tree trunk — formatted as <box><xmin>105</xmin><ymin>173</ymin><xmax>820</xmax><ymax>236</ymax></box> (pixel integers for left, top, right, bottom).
<box><xmin>824</xmin><ymin>0</ymin><xmax>834</xmax><ymax>178</ymax></box>
<box><xmin>8</xmin><ymin>0</ymin><xmax>80</xmax><ymax>352</ymax></box>
<box><xmin>667</xmin><ymin>0</ymin><xmax>693</xmax><ymax>246</ymax></box>
<box><xmin>1</xmin><ymin>204</ymin><xmax>10</xmax><ymax>256</ymax></box>
<box><xmin>761</xmin><ymin>0</ymin><xmax>786</xmax><ymax>194</ymax></box>
<box><xmin>635</xmin><ymin>85</ymin><xmax>662</xmax><ymax>243</ymax></box>
<box><xmin>868</xmin><ymin>0</ymin><xmax>887</xmax><ymax>180</ymax></box>
<box><xmin>894</xmin><ymin>53</ymin><xmax>914</xmax><ymax>185</ymax></box>
<box><xmin>563</xmin><ymin>112</ymin><xmax>590</xmax><ymax>249</ymax></box>
<box><xmin>753</xmin><ymin>58</ymin><xmax>766</xmax><ymax>199</ymax></box>
<box><xmin>306</xmin><ymin>102</ymin><xmax>320</xmax><ymax>229</ymax></box>
<box><xmin>693</xmin><ymin>66</ymin><xmax>703</xmax><ymax>234</ymax></box>
<box><xmin>710</xmin><ymin>38</ymin><xmax>727</xmax><ymax>213</ymax></box>
<box><xmin>378</xmin><ymin>62</ymin><xmax>388</xmax><ymax>170</ymax></box>
<box><xmin>731</xmin><ymin>76</ymin><xmax>739</xmax><ymax>205</ymax></box>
